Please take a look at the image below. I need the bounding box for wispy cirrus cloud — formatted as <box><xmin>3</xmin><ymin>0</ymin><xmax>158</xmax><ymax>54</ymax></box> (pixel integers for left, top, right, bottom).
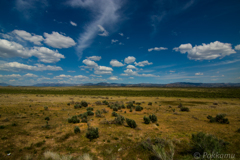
<box><xmin>67</xmin><ymin>0</ymin><xmax>122</xmax><ymax>59</ymax></box>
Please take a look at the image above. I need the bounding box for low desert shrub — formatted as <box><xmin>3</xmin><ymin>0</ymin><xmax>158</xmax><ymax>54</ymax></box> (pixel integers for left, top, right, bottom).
<box><xmin>112</xmin><ymin>111</ymin><xmax>118</xmax><ymax>117</ymax></box>
<box><xmin>178</xmin><ymin>103</ymin><xmax>183</xmax><ymax>108</ymax></box>
<box><xmin>113</xmin><ymin>107</ymin><xmax>118</xmax><ymax>111</ymax></box>
<box><xmin>45</xmin><ymin>117</ymin><xmax>50</xmax><ymax>121</ymax></box>
<box><xmin>86</xmin><ymin>107</ymin><xmax>93</xmax><ymax>111</ymax></box>
<box><xmin>141</xmin><ymin>138</ymin><xmax>175</xmax><ymax>160</ymax></box>
<box><xmin>74</xmin><ymin>126</ymin><xmax>80</xmax><ymax>134</ymax></box>
<box><xmin>74</xmin><ymin>104</ymin><xmax>81</xmax><ymax>109</ymax></box>
<box><xmin>102</xmin><ymin>108</ymin><xmax>108</xmax><ymax>113</ymax></box>
<box><xmin>149</xmin><ymin>114</ymin><xmax>157</xmax><ymax>123</ymax></box>
<box><xmin>207</xmin><ymin>114</ymin><xmax>229</xmax><ymax>124</ymax></box>
<box><xmin>126</xmin><ymin>118</ymin><xmax>137</xmax><ymax>128</ymax></box>
<box><xmin>180</xmin><ymin>107</ymin><xmax>189</xmax><ymax>112</ymax></box>
<box><xmin>191</xmin><ymin>132</ymin><xmax>228</xmax><ymax>157</ymax></box>
<box><xmin>102</xmin><ymin>100</ymin><xmax>109</xmax><ymax>105</ymax></box>
<box><xmin>68</xmin><ymin>116</ymin><xmax>80</xmax><ymax>123</ymax></box>
<box><xmin>44</xmin><ymin>106</ymin><xmax>48</xmax><ymax>111</ymax></box>
<box><xmin>148</xmin><ymin>102</ymin><xmax>152</xmax><ymax>106</ymax></box>
<box><xmin>95</xmin><ymin>101</ymin><xmax>102</xmax><ymax>105</ymax></box>
<box><xmin>87</xmin><ymin>110</ymin><xmax>94</xmax><ymax>116</ymax></box>
<box><xmin>130</xmin><ymin>108</ymin><xmax>132</xmax><ymax>112</ymax></box>
<box><xmin>135</xmin><ymin>105</ymin><xmax>143</xmax><ymax>111</ymax></box>
<box><xmin>95</xmin><ymin>110</ymin><xmax>103</xmax><ymax>117</ymax></box>
<box><xmin>113</xmin><ymin>115</ymin><xmax>125</xmax><ymax>125</ymax></box>
<box><xmin>81</xmin><ymin>101</ymin><xmax>88</xmax><ymax>107</ymax></box>
<box><xmin>127</xmin><ymin>103</ymin><xmax>134</xmax><ymax>109</ymax></box>
<box><xmin>144</xmin><ymin>116</ymin><xmax>150</xmax><ymax>124</ymax></box>
<box><xmin>86</xmin><ymin>127</ymin><xmax>99</xmax><ymax>141</ymax></box>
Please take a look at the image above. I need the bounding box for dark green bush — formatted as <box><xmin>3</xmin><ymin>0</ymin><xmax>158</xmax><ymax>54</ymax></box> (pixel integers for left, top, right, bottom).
<box><xmin>95</xmin><ymin>110</ymin><xmax>102</xmax><ymax>117</ymax></box>
<box><xmin>87</xmin><ymin>110</ymin><xmax>94</xmax><ymax>116</ymax></box>
<box><xmin>44</xmin><ymin>106</ymin><xmax>48</xmax><ymax>110</ymax></box>
<box><xmin>81</xmin><ymin>118</ymin><xmax>88</xmax><ymax>123</ymax></box>
<box><xmin>102</xmin><ymin>108</ymin><xmax>108</xmax><ymax>113</ymax></box>
<box><xmin>81</xmin><ymin>101</ymin><xmax>88</xmax><ymax>107</ymax></box>
<box><xmin>81</xmin><ymin>112</ymin><xmax>88</xmax><ymax>119</ymax></box>
<box><xmin>130</xmin><ymin>108</ymin><xmax>132</xmax><ymax>112</ymax></box>
<box><xmin>113</xmin><ymin>107</ymin><xmax>118</xmax><ymax>111</ymax></box>
<box><xmin>127</xmin><ymin>103</ymin><xmax>134</xmax><ymax>109</ymax></box>
<box><xmin>207</xmin><ymin>114</ymin><xmax>229</xmax><ymax>124</ymax></box>
<box><xmin>113</xmin><ymin>115</ymin><xmax>125</xmax><ymax>125</ymax></box>
<box><xmin>44</xmin><ymin>117</ymin><xmax>50</xmax><ymax>121</ymax></box>
<box><xmin>178</xmin><ymin>103</ymin><xmax>183</xmax><ymax>108</ymax></box>
<box><xmin>143</xmin><ymin>116</ymin><xmax>150</xmax><ymax>124</ymax></box>
<box><xmin>121</xmin><ymin>104</ymin><xmax>125</xmax><ymax>109</ymax></box>
<box><xmin>237</xmin><ymin>128</ymin><xmax>240</xmax><ymax>133</ymax></box>
<box><xmin>68</xmin><ymin>116</ymin><xmax>80</xmax><ymax>123</ymax></box>
<box><xmin>74</xmin><ymin>104</ymin><xmax>81</xmax><ymax>109</ymax></box>
<box><xmin>191</xmin><ymin>132</ymin><xmax>228</xmax><ymax>156</ymax></box>
<box><xmin>95</xmin><ymin>101</ymin><xmax>102</xmax><ymax>105</ymax></box>
<box><xmin>12</xmin><ymin>123</ymin><xmax>17</xmax><ymax>126</ymax></box>
<box><xmin>148</xmin><ymin>102</ymin><xmax>152</xmax><ymax>106</ymax></box>
<box><xmin>0</xmin><ymin>125</ymin><xmax>5</xmax><ymax>129</ymax></box>
<box><xmin>67</xmin><ymin>103</ymin><xmax>70</xmax><ymax>106</ymax></box>
<box><xmin>74</xmin><ymin>126</ymin><xmax>81</xmax><ymax>134</ymax></box>
<box><xmin>102</xmin><ymin>100</ymin><xmax>109</xmax><ymax>105</ymax></box>
<box><xmin>112</xmin><ymin>111</ymin><xmax>118</xmax><ymax>117</ymax></box>
<box><xmin>126</xmin><ymin>118</ymin><xmax>137</xmax><ymax>128</ymax></box>
<box><xmin>86</xmin><ymin>127</ymin><xmax>99</xmax><ymax>141</ymax></box>
<box><xmin>86</xmin><ymin>107</ymin><xmax>93</xmax><ymax>111</ymax></box>
<box><xmin>180</xmin><ymin>107</ymin><xmax>189</xmax><ymax>112</ymax></box>
<box><xmin>149</xmin><ymin>114</ymin><xmax>157</xmax><ymax>123</ymax></box>
<box><xmin>135</xmin><ymin>105</ymin><xmax>143</xmax><ymax>111</ymax></box>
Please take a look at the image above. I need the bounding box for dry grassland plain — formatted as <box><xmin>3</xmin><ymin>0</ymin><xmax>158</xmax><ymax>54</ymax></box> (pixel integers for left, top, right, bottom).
<box><xmin>0</xmin><ymin>87</ymin><xmax>240</xmax><ymax>160</ymax></box>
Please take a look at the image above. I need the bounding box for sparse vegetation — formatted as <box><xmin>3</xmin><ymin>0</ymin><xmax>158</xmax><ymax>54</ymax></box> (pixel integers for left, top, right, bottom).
<box><xmin>74</xmin><ymin>126</ymin><xmax>80</xmax><ymax>134</ymax></box>
<box><xmin>180</xmin><ymin>106</ymin><xmax>189</xmax><ymax>112</ymax></box>
<box><xmin>113</xmin><ymin>114</ymin><xmax>125</xmax><ymax>125</ymax></box>
<box><xmin>81</xmin><ymin>101</ymin><xmax>88</xmax><ymax>107</ymax></box>
<box><xmin>143</xmin><ymin>116</ymin><xmax>150</xmax><ymax>124</ymax></box>
<box><xmin>148</xmin><ymin>102</ymin><xmax>152</xmax><ymax>105</ymax></box>
<box><xmin>207</xmin><ymin>114</ymin><xmax>229</xmax><ymax>124</ymax></box>
<box><xmin>191</xmin><ymin>132</ymin><xmax>228</xmax><ymax>156</ymax></box>
<box><xmin>68</xmin><ymin>116</ymin><xmax>80</xmax><ymax>123</ymax></box>
<box><xmin>86</xmin><ymin>125</ymin><xmax>99</xmax><ymax>141</ymax></box>
<box><xmin>149</xmin><ymin>114</ymin><xmax>157</xmax><ymax>123</ymax></box>
<box><xmin>135</xmin><ymin>105</ymin><xmax>143</xmax><ymax>111</ymax></box>
<box><xmin>126</xmin><ymin>118</ymin><xmax>137</xmax><ymax>128</ymax></box>
<box><xmin>45</xmin><ymin>117</ymin><xmax>50</xmax><ymax>121</ymax></box>
<box><xmin>112</xmin><ymin>111</ymin><xmax>118</xmax><ymax>117</ymax></box>
<box><xmin>95</xmin><ymin>110</ymin><xmax>103</xmax><ymax>117</ymax></box>
<box><xmin>44</xmin><ymin>106</ymin><xmax>48</xmax><ymax>110</ymax></box>
<box><xmin>86</xmin><ymin>107</ymin><xmax>93</xmax><ymax>111</ymax></box>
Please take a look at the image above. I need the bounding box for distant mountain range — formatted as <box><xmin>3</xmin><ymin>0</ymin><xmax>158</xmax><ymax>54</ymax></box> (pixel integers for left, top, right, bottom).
<box><xmin>27</xmin><ymin>82</ymin><xmax>240</xmax><ymax>87</ymax></box>
<box><xmin>1</xmin><ymin>82</ymin><xmax>240</xmax><ymax>87</ymax></box>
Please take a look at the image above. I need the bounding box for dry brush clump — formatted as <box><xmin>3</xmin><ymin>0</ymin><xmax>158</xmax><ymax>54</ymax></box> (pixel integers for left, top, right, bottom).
<box><xmin>207</xmin><ymin>114</ymin><xmax>229</xmax><ymax>124</ymax></box>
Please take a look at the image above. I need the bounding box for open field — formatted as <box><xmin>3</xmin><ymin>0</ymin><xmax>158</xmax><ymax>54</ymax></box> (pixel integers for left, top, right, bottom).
<box><xmin>0</xmin><ymin>87</ymin><xmax>240</xmax><ymax>159</ymax></box>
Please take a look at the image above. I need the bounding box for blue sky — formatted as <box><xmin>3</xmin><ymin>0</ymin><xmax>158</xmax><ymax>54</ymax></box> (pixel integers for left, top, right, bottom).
<box><xmin>0</xmin><ymin>0</ymin><xmax>240</xmax><ymax>85</ymax></box>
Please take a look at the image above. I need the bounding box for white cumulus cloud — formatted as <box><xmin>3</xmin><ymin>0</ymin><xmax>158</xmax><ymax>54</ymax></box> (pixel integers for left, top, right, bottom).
<box><xmin>82</xmin><ymin>59</ymin><xmax>98</xmax><ymax>68</ymax></box>
<box><xmin>124</xmin><ymin>56</ymin><xmax>136</xmax><ymax>64</ymax></box>
<box><xmin>12</xmin><ymin>30</ymin><xmax>44</xmax><ymax>45</ymax></box>
<box><xmin>0</xmin><ymin>39</ymin><xmax>65</xmax><ymax>63</ymax></box>
<box><xmin>70</xmin><ymin>21</ymin><xmax>77</xmax><ymax>26</ymax></box>
<box><xmin>44</xmin><ymin>31</ymin><xmax>76</xmax><ymax>49</ymax></box>
<box><xmin>148</xmin><ymin>47</ymin><xmax>168</xmax><ymax>52</ymax></box>
<box><xmin>195</xmin><ymin>72</ymin><xmax>203</xmax><ymax>76</ymax></box>
<box><xmin>126</xmin><ymin>65</ymin><xmax>137</xmax><ymax>69</ymax></box>
<box><xmin>119</xmin><ymin>33</ymin><xmax>124</xmax><ymax>36</ymax></box>
<box><xmin>121</xmin><ymin>69</ymin><xmax>159</xmax><ymax>77</ymax></box>
<box><xmin>24</xmin><ymin>73</ymin><xmax>38</xmax><ymax>77</ymax></box>
<box><xmin>87</xmin><ymin>56</ymin><xmax>101</xmax><ymax>61</ymax></box>
<box><xmin>108</xmin><ymin>76</ymin><xmax>118</xmax><ymax>80</ymax></box>
<box><xmin>0</xmin><ymin>61</ymin><xmax>63</xmax><ymax>72</ymax></box>
<box><xmin>134</xmin><ymin>60</ymin><xmax>153</xmax><ymax>67</ymax></box>
<box><xmin>110</xmin><ymin>59</ymin><xmax>124</xmax><ymax>67</ymax></box>
<box><xmin>111</xmin><ymin>39</ymin><xmax>118</xmax><ymax>44</ymax></box>
<box><xmin>173</xmin><ymin>41</ymin><xmax>236</xmax><ymax>60</ymax></box>
<box><xmin>235</xmin><ymin>44</ymin><xmax>240</xmax><ymax>50</ymax></box>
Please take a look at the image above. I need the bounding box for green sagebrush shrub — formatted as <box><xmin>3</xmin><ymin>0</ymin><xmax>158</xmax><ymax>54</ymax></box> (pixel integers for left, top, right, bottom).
<box><xmin>191</xmin><ymin>132</ymin><xmax>228</xmax><ymax>156</ymax></box>
<box><xmin>135</xmin><ymin>105</ymin><xmax>143</xmax><ymax>111</ymax></box>
<box><xmin>45</xmin><ymin>117</ymin><xmax>50</xmax><ymax>121</ymax></box>
<box><xmin>68</xmin><ymin>115</ymin><xmax>80</xmax><ymax>123</ymax></box>
<box><xmin>95</xmin><ymin>110</ymin><xmax>102</xmax><ymax>117</ymax></box>
<box><xmin>112</xmin><ymin>111</ymin><xmax>118</xmax><ymax>117</ymax></box>
<box><xmin>126</xmin><ymin>118</ymin><xmax>137</xmax><ymax>128</ymax></box>
<box><xmin>86</xmin><ymin>127</ymin><xmax>99</xmax><ymax>141</ymax></box>
<box><xmin>113</xmin><ymin>107</ymin><xmax>118</xmax><ymax>111</ymax></box>
<box><xmin>87</xmin><ymin>110</ymin><xmax>94</xmax><ymax>116</ymax></box>
<box><xmin>102</xmin><ymin>100</ymin><xmax>109</xmax><ymax>105</ymax></box>
<box><xmin>127</xmin><ymin>103</ymin><xmax>134</xmax><ymax>109</ymax></box>
<box><xmin>207</xmin><ymin>114</ymin><xmax>229</xmax><ymax>124</ymax></box>
<box><xmin>144</xmin><ymin>116</ymin><xmax>150</xmax><ymax>124</ymax></box>
<box><xmin>180</xmin><ymin>106</ymin><xmax>189</xmax><ymax>112</ymax></box>
<box><xmin>149</xmin><ymin>114</ymin><xmax>157</xmax><ymax>123</ymax></box>
<box><xmin>74</xmin><ymin>126</ymin><xmax>80</xmax><ymax>134</ymax></box>
<box><xmin>113</xmin><ymin>115</ymin><xmax>125</xmax><ymax>125</ymax></box>
<box><xmin>81</xmin><ymin>101</ymin><xmax>88</xmax><ymax>107</ymax></box>
<box><xmin>74</xmin><ymin>104</ymin><xmax>81</xmax><ymax>109</ymax></box>
<box><xmin>148</xmin><ymin>102</ymin><xmax>152</xmax><ymax>106</ymax></box>
<box><xmin>86</xmin><ymin>107</ymin><xmax>93</xmax><ymax>111</ymax></box>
